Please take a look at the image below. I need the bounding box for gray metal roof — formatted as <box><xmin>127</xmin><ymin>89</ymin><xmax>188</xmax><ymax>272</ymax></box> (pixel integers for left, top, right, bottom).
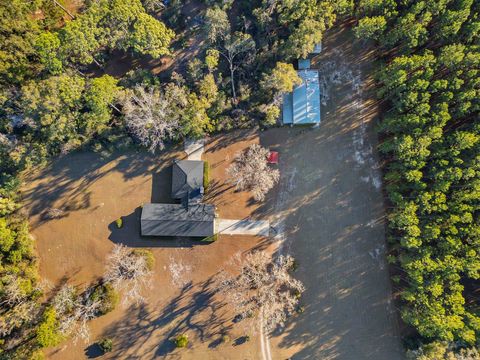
<box><xmin>141</xmin><ymin>203</ymin><xmax>215</xmax><ymax>237</ymax></box>
<box><xmin>171</xmin><ymin>160</ymin><xmax>204</xmax><ymax>199</ymax></box>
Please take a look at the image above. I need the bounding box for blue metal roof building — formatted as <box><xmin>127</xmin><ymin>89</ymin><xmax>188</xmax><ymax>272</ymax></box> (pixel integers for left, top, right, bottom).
<box><xmin>282</xmin><ymin>69</ymin><xmax>321</xmax><ymax>125</ymax></box>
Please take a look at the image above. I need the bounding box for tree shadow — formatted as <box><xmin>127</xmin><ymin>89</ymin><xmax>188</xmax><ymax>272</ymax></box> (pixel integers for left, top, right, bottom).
<box><xmin>101</xmin><ymin>276</ymin><xmax>232</xmax><ymax>359</ymax></box>
<box><xmin>84</xmin><ymin>343</ymin><xmax>103</xmax><ymax>359</ymax></box>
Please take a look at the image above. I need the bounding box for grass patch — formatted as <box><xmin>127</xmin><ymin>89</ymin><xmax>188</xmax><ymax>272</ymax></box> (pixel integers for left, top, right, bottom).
<box><xmin>203</xmin><ymin>161</ymin><xmax>210</xmax><ymax>191</ymax></box>
<box><xmin>202</xmin><ymin>233</ymin><xmax>218</xmax><ymax>242</ymax></box>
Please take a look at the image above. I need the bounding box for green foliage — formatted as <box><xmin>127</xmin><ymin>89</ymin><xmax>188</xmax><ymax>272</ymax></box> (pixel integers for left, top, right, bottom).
<box><xmin>98</xmin><ymin>338</ymin><xmax>113</xmax><ymax>353</ymax></box>
<box><xmin>115</xmin><ymin>217</ymin><xmax>123</xmax><ymax>229</ymax></box>
<box><xmin>261</xmin><ymin>62</ymin><xmax>302</xmax><ymax>96</ymax></box>
<box><xmin>90</xmin><ymin>283</ymin><xmax>119</xmax><ymax>315</ymax></box>
<box><xmin>129</xmin><ymin>12</ymin><xmax>175</xmax><ymax>57</ymax></box>
<box><xmin>203</xmin><ymin>161</ymin><xmax>210</xmax><ymax>191</ymax></box>
<box><xmin>354</xmin><ymin>16</ymin><xmax>386</xmax><ymax>40</ymax></box>
<box><xmin>205</xmin><ymin>49</ymin><xmax>220</xmax><ymax>72</ymax></box>
<box><xmin>34</xmin><ymin>32</ymin><xmax>63</xmax><ymax>74</ymax></box>
<box><xmin>0</xmin><ymin>0</ymin><xmax>40</xmax><ymax>85</ymax></box>
<box><xmin>359</xmin><ymin>0</ymin><xmax>480</xmax><ymax>345</ymax></box>
<box><xmin>174</xmin><ymin>334</ymin><xmax>188</xmax><ymax>348</ymax></box>
<box><xmin>36</xmin><ymin>307</ymin><xmax>62</xmax><ymax>348</ymax></box>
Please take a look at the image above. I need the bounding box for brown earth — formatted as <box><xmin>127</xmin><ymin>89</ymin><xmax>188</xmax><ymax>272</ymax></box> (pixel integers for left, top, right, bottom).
<box><xmin>21</xmin><ymin>21</ymin><xmax>404</xmax><ymax>360</ymax></box>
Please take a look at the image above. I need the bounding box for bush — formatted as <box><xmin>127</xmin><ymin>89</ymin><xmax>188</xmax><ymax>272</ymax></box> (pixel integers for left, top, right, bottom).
<box><xmin>132</xmin><ymin>249</ymin><xmax>155</xmax><ymax>270</ymax></box>
<box><xmin>90</xmin><ymin>283</ymin><xmax>119</xmax><ymax>315</ymax></box>
<box><xmin>175</xmin><ymin>334</ymin><xmax>188</xmax><ymax>348</ymax></box>
<box><xmin>115</xmin><ymin>218</ymin><xmax>123</xmax><ymax>228</ymax></box>
<box><xmin>203</xmin><ymin>161</ymin><xmax>210</xmax><ymax>191</ymax></box>
<box><xmin>36</xmin><ymin>307</ymin><xmax>62</xmax><ymax>348</ymax></box>
<box><xmin>98</xmin><ymin>338</ymin><xmax>113</xmax><ymax>353</ymax></box>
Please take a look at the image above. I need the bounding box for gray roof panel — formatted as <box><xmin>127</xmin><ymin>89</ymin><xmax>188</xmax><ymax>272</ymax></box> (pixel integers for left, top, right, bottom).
<box><xmin>171</xmin><ymin>160</ymin><xmax>204</xmax><ymax>199</ymax></box>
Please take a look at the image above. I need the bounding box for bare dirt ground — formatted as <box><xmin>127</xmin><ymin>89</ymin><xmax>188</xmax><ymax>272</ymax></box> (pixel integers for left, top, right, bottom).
<box><xmin>21</xmin><ymin>21</ymin><xmax>404</xmax><ymax>360</ymax></box>
<box><xmin>22</xmin><ymin>134</ymin><xmax>269</xmax><ymax>360</ymax></box>
<box><xmin>255</xmin><ymin>23</ymin><xmax>405</xmax><ymax>359</ymax></box>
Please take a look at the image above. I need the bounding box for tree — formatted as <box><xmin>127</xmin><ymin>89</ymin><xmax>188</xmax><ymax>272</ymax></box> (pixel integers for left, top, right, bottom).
<box><xmin>203</xmin><ymin>7</ymin><xmax>230</xmax><ymax>44</ymax></box>
<box><xmin>34</xmin><ymin>32</ymin><xmax>63</xmax><ymax>74</ymax></box>
<box><xmin>103</xmin><ymin>244</ymin><xmax>153</xmax><ymax>305</ymax></box>
<box><xmin>284</xmin><ymin>18</ymin><xmax>325</xmax><ymax>59</ymax></box>
<box><xmin>129</xmin><ymin>12</ymin><xmax>174</xmax><ymax>57</ymax></box>
<box><xmin>354</xmin><ymin>16</ymin><xmax>386</xmax><ymax>40</ymax></box>
<box><xmin>83</xmin><ymin>75</ymin><xmax>121</xmax><ymax>136</ymax></box>
<box><xmin>260</xmin><ymin>62</ymin><xmax>302</xmax><ymax>104</ymax></box>
<box><xmin>36</xmin><ymin>307</ymin><xmax>62</xmax><ymax>348</ymax></box>
<box><xmin>122</xmin><ymin>85</ymin><xmax>185</xmax><ymax>152</ymax></box>
<box><xmin>217</xmin><ymin>32</ymin><xmax>255</xmax><ymax>103</ymax></box>
<box><xmin>52</xmin><ymin>284</ymin><xmax>102</xmax><ymax>343</ymax></box>
<box><xmin>219</xmin><ymin>251</ymin><xmax>304</xmax><ymax>333</ymax></box>
<box><xmin>205</xmin><ymin>49</ymin><xmax>220</xmax><ymax>72</ymax></box>
<box><xmin>227</xmin><ymin>144</ymin><xmax>279</xmax><ymax>201</ymax></box>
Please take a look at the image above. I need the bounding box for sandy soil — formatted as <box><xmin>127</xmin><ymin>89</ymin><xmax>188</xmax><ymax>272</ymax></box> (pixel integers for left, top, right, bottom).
<box><xmin>21</xmin><ymin>21</ymin><xmax>404</xmax><ymax>360</ymax></box>
<box><xmin>257</xmin><ymin>23</ymin><xmax>405</xmax><ymax>359</ymax></box>
<box><xmin>22</xmin><ymin>136</ymin><xmax>268</xmax><ymax>359</ymax></box>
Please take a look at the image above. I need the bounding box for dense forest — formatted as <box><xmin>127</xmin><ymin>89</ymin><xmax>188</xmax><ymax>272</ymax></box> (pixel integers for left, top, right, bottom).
<box><xmin>0</xmin><ymin>0</ymin><xmax>478</xmax><ymax>358</ymax></box>
<box><xmin>353</xmin><ymin>0</ymin><xmax>480</xmax><ymax>357</ymax></box>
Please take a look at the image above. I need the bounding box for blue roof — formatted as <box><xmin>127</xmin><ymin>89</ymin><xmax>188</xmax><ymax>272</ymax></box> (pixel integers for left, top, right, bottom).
<box><xmin>282</xmin><ymin>70</ymin><xmax>321</xmax><ymax>125</ymax></box>
<box><xmin>298</xmin><ymin>59</ymin><xmax>311</xmax><ymax>70</ymax></box>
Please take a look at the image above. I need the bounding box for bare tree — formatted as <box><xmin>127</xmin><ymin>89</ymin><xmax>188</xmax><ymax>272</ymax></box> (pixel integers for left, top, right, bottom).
<box><xmin>103</xmin><ymin>244</ymin><xmax>153</xmax><ymax>305</ymax></box>
<box><xmin>52</xmin><ymin>284</ymin><xmax>102</xmax><ymax>343</ymax></box>
<box><xmin>122</xmin><ymin>85</ymin><xmax>187</xmax><ymax>152</ymax></box>
<box><xmin>227</xmin><ymin>144</ymin><xmax>279</xmax><ymax>201</ymax></box>
<box><xmin>0</xmin><ymin>275</ymin><xmax>40</xmax><ymax>337</ymax></box>
<box><xmin>218</xmin><ymin>32</ymin><xmax>255</xmax><ymax>103</ymax></box>
<box><xmin>219</xmin><ymin>251</ymin><xmax>304</xmax><ymax>334</ymax></box>
<box><xmin>45</xmin><ymin>208</ymin><xmax>66</xmax><ymax>219</ymax></box>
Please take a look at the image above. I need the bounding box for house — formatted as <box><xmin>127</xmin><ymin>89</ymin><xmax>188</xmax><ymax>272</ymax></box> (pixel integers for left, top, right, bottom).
<box><xmin>171</xmin><ymin>159</ymin><xmax>204</xmax><ymax>201</ymax></box>
<box><xmin>141</xmin><ymin>159</ymin><xmax>214</xmax><ymax>238</ymax></box>
<box><xmin>282</xmin><ymin>69</ymin><xmax>321</xmax><ymax>125</ymax></box>
<box><xmin>141</xmin><ymin>203</ymin><xmax>215</xmax><ymax>237</ymax></box>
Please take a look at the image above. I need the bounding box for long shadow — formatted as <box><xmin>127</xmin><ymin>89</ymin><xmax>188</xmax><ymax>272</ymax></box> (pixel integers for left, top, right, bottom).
<box><xmin>246</xmin><ymin>22</ymin><xmax>405</xmax><ymax>360</ymax></box>
<box><xmin>100</xmin><ymin>276</ymin><xmax>232</xmax><ymax>359</ymax></box>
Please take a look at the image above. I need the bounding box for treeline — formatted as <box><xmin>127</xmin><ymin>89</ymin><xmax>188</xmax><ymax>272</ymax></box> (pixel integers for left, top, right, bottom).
<box><xmin>0</xmin><ymin>0</ymin><xmax>170</xmax><ymax>358</ymax></box>
<box><xmin>353</xmin><ymin>0</ymin><xmax>480</xmax><ymax>354</ymax></box>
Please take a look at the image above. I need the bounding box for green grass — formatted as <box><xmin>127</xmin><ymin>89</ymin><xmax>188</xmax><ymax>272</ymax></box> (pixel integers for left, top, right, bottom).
<box><xmin>203</xmin><ymin>161</ymin><xmax>210</xmax><ymax>192</ymax></box>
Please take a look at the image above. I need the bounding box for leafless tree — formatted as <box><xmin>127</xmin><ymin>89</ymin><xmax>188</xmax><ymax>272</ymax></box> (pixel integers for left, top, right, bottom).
<box><xmin>0</xmin><ymin>275</ymin><xmax>40</xmax><ymax>337</ymax></box>
<box><xmin>122</xmin><ymin>85</ymin><xmax>187</xmax><ymax>152</ymax></box>
<box><xmin>227</xmin><ymin>144</ymin><xmax>279</xmax><ymax>201</ymax></box>
<box><xmin>45</xmin><ymin>208</ymin><xmax>66</xmax><ymax>219</ymax></box>
<box><xmin>219</xmin><ymin>251</ymin><xmax>304</xmax><ymax>334</ymax></box>
<box><xmin>52</xmin><ymin>284</ymin><xmax>101</xmax><ymax>343</ymax></box>
<box><xmin>103</xmin><ymin>244</ymin><xmax>153</xmax><ymax>305</ymax></box>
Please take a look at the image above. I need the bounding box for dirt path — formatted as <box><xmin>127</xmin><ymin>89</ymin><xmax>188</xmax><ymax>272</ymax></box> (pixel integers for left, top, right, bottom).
<box><xmin>258</xmin><ymin>24</ymin><xmax>404</xmax><ymax>359</ymax></box>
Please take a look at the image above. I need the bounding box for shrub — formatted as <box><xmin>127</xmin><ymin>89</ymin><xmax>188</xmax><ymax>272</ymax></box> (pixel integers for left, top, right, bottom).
<box><xmin>203</xmin><ymin>161</ymin><xmax>210</xmax><ymax>191</ymax></box>
<box><xmin>221</xmin><ymin>334</ymin><xmax>230</xmax><ymax>344</ymax></box>
<box><xmin>175</xmin><ymin>334</ymin><xmax>188</xmax><ymax>348</ymax></box>
<box><xmin>98</xmin><ymin>338</ymin><xmax>113</xmax><ymax>353</ymax></box>
<box><xmin>36</xmin><ymin>307</ymin><xmax>62</xmax><ymax>348</ymax></box>
<box><xmin>115</xmin><ymin>218</ymin><xmax>123</xmax><ymax>228</ymax></box>
<box><xmin>90</xmin><ymin>283</ymin><xmax>119</xmax><ymax>315</ymax></box>
<box><xmin>132</xmin><ymin>249</ymin><xmax>155</xmax><ymax>270</ymax></box>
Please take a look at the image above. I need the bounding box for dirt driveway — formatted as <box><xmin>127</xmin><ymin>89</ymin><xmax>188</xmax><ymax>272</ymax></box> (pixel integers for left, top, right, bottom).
<box><xmin>256</xmin><ymin>23</ymin><xmax>405</xmax><ymax>359</ymax></box>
